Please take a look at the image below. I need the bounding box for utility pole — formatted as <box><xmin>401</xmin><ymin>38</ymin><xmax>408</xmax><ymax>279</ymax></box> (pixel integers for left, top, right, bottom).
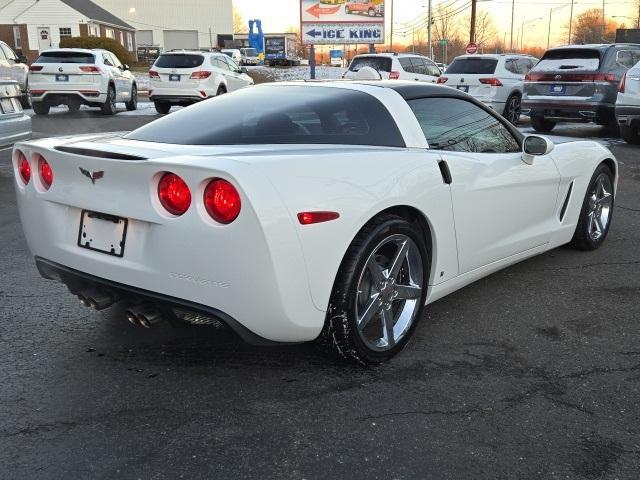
<box><xmin>547</xmin><ymin>8</ymin><xmax>552</xmax><ymax>50</ymax></box>
<box><xmin>568</xmin><ymin>0</ymin><xmax>575</xmax><ymax>44</ymax></box>
<box><xmin>602</xmin><ymin>0</ymin><xmax>606</xmax><ymax>41</ymax></box>
<box><xmin>510</xmin><ymin>0</ymin><xmax>515</xmax><ymax>50</ymax></box>
<box><xmin>427</xmin><ymin>0</ymin><xmax>432</xmax><ymax>59</ymax></box>
<box><xmin>470</xmin><ymin>0</ymin><xmax>477</xmax><ymax>43</ymax></box>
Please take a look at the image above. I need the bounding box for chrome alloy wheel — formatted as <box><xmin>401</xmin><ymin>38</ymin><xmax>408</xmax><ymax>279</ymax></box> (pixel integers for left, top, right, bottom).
<box><xmin>355</xmin><ymin>234</ymin><xmax>424</xmax><ymax>351</ymax></box>
<box><xmin>505</xmin><ymin>96</ymin><xmax>521</xmax><ymax>124</ymax></box>
<box><xmin>587</xmin><ymin>173</ymin><xmax>613</xmax><ymax>242</ymax></box>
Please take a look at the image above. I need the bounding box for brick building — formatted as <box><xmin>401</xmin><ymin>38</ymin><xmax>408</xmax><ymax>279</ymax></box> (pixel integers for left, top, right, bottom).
<box><xmin>0</xmin><ymin>0</ymin><xmax>136</xmax><ymax>64</ymax></box>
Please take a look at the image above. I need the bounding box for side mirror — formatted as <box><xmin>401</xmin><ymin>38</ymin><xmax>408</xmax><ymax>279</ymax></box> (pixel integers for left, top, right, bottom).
<box><xmin>17</xmin><ymin>54</ymin><xmax>28</xmax><ymax>64</ymax></box>
<box><xmin>522</xmin><ymin>135</ymin><xmax>554</xmax><ymax>165</ymax></box>
<box><xmin>239</xmin><ymin>66</ymin><xmax>248</xmax><ymax>73</ymax></box>
<box><xmin>123</xmin><ymin>64</ymin><xmax>130</xmax><ymax>71</ymax></box>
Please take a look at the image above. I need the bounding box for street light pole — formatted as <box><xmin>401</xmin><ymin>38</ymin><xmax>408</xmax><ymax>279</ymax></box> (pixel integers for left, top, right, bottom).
<box><xmin>510</xmin><ymin>0</ymin><xmax>515</xmax><ymax>51</ymax></box>
<box><xmin>389</xmin><ymin>0</ymin><xmax>394</xmax><ymax>49</ymax></box>
<box><xmin>470</xmin><ymin>0</ymin><xmax>477</xmax><ymax>43</ymax></box>
<box><xmin>548</xmin><ymin>3</ymin><xmax>571</xmax><ymax>49</ymax></box>
<box><xmin>428</xmin><ymin>0</ymin><xmax>432</xmax><ymax>59</ymax></box>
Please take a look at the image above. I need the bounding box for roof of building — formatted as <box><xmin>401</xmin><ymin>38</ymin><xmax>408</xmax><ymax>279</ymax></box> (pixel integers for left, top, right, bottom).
<box><xmin>60</xmin><ymin>0</ymin><xmax>134</xmax><ymax>30</ymax></box>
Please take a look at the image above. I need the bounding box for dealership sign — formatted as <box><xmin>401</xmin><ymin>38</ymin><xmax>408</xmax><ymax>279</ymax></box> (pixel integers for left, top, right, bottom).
<box><xmin>301</xmin><ymin>0</ymin><xmax>385</xmax><ymax>45</ymax></box>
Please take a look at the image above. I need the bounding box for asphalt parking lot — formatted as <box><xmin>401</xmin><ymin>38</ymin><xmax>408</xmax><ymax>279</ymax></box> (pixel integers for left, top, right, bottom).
<box><xmin>1</xmin><ymin>109</ymin><xmax>640</xmax><ymax>479</ymax></box>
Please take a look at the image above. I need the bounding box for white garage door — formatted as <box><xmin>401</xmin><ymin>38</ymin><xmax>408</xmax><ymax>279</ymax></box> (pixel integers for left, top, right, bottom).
<box><xmin>163</xmin><ymin>30</ymin><xmax>198</xmax><ymax>51</ymax></box>
<box><xmin>137</xmin><ymin>30</ymin><xmax>153</xmax><ymax>45</ymax></box>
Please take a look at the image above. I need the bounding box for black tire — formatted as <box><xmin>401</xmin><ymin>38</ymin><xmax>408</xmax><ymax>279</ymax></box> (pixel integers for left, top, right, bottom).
<box><xmin>20</xmin><ymin>93</ymin><xmax>31</xmax><ymax>109</ymax></box>
<box><xmin>101</xmin><ymin>84</ymin><xmax>117</xmax><ymax>115</ymax></box>
<box><xmin>317</xmin><ymin>214</ymin><xmax>430</xmax><ymax>364</ymax></box>
<box><xmin>32</xmin><ymin>103</ymin><xmax>49</xmax><ymax>115</ymax></box>
<box><xmin>67</xmin><ymin>103</ymin><xmax>80</xmax><ymax>113</ymax></box>
<box><xmin>620</xmin><ymin>124</ymin><xmax>640</xmax><ymax>144</ymax></box>
<box><xmin>503</xmin><ymin>93</ymin><xmax>521</xmax><ymax>125</ymax></box>
<box><xmin>125</xmin><ymin>84</ymin><xmax>138</xmax><ymax>111</ymax></box>
<box><xmin>531</xmin><ymin>116</ymin><xmax>556</xmax><ymax>132</ymax></box>
<box><xmin>603</xmin><ymin>120</ymin><xmax>620</xmax><ymax>137</ymax></box>
<box><xmin>570</xmin><ymin>164</ymin><xmax>615</xmax><ymax>251</ymax></box>
<box><xmin>154</xmin><ymin>101</ymin><xmax>171</xmax><ymax>114</ymax></box>
<box><xmin>216</xmin><ymin>86</ymin><xmax>227</xmax><ymax>96</ymax></box>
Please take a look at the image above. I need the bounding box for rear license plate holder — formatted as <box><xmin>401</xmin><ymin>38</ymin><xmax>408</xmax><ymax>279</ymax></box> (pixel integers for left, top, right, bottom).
<box><xmin>549</xmin><ymin>84</ymin><xmax>566</xmax><ymax>94</ymax></box>
<box><xmin>78</xmin><ymin>210</ymin><xmax>128</xmax><ymax>257</ymax></box>
<box><xmin>456</xmin><ymin>85</ymin><xmax>469</xmax><ymax>93</ymax></box>
<box><xmin>1</xmin><ymin>98</ymin><xmax>14</xmax><ymax>114</ymax></box>
<box><xmin>169</xmin><ymin>74</ymin><xmax>180</xmax><ymax>81</ymax></box>
<box><xmin>56</xmin><ymin>74</ymin><xmax>69</xmax><ymax>82</ymax></box>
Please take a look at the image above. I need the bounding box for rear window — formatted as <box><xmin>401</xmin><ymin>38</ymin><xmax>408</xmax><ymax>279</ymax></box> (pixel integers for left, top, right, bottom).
<box><xmin>35</xmin><ymin>51</ymin><xmax>95</xmax><ymax>63</ymax></box>
<box><xmin>532</xmin><ymin>49</ymin><xmax>601</xmax><ymax>72</ymax></box>
<box><xmin>446</xmin><ymin>58</ymin><xmax>498</xmax><ymax>74</ymax></box>
<box><xmin>126</xmin><ymin>85</ymin><xmax>405</xmax><ymax>147</ymax></box>
<box><xmin>349</xmin><ymin>56</ymin><xmax>393</xmax><ymax>73</ymax></box>
<box><xmin>154</xmin><ymin>54</ymin><xmax>204</xmax><ymax>68</ymax></box>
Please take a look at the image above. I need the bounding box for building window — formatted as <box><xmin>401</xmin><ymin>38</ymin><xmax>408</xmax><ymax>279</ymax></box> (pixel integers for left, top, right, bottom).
<box><xmin>59</xmin><ymin>27</ymin><xmax>72</xmax><ymax>38</ymax></box>
<box><xmin>119</xmin><ymin>31</ymin><xmax>124</xmax><ymax>46</ymax></box>
<box><xmin>126</xmin><ymin>32</ymin><xmax>133</xmax><ymax>51</ymax></box>
<box><xmin>105</xmin><ymin>28</ymin><xmax>114</xmax><ymax>39</ymax></box>
<box><xmin>13</xmin><ymin>26</ymin><xmax>21</xmax><ymax>49</ymax></box>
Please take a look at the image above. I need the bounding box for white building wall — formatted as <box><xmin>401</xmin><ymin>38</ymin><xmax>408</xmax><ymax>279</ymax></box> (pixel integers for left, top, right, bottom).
<box><xmin>0</xmin><ymin>0</ymin><xmax>88</xmax><ymax>50</ymax></box>
<box><xmin>93</xmin><ymin>0</ymin><xmax>233</xmax><ymax>49</ymax></box>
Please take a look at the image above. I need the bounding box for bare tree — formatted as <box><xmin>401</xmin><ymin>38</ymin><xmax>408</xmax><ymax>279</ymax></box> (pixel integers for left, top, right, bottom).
<box><xmin>233</xmin><ymin>6</ymin><xmax>247</xmax><ymax>34</ymax></box>
<box><xmin>571</xmin><ymin>9</ymin><xmax>618</xmax><ymax>44</ymax></box>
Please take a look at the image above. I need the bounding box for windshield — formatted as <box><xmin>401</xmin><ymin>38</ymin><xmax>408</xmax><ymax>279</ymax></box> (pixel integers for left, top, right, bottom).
<box><xmin>446</xmin><ymin>58</ymin><xmax>497</xmax><ymax>74</ymax></box>
<box><xmin>126</xmin><ymin>86</ymin><xmax>405</xmax><ymax>147</ymax></box>
<box><xmin>154</xmin><ymin>54</ymin><xmax>204</xmax><ymax>68</ymax></box>
<box><xmin>242</xmin><ymin>48</ymin><xmax>258</xmax><ymax>56</ymax></box>
<box><xmin>348</xmin><ymin>56</ymin><xmax>392</xmax><ymax>73</ymax></box>
<box><xmin>35</xmin><ymin>51</ymin><xmax>95</xmax><ymax>63</ymax></box>
<box><xmin>533</xmin><ymin>49</ymin><xmax>601</xmax><ymax>71</ymax></box>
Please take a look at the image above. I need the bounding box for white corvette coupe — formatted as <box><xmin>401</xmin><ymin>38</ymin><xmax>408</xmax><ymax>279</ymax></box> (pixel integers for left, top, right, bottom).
<box><xmin>13</xmin><ymin>81</ymin><xmax>617</xmax><ymax>363</ymax></box>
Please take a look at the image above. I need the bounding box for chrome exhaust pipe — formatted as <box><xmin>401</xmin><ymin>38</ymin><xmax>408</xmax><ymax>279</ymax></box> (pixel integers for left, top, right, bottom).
<box><xmin>126</xmin><ymin>309</ymin><xmax>141</xmax><ymax>326</ymax></box>
<box><xmin>137</xmin><ymin>309</ymin><xmax>164</xmax><ymax>329</ymax></box>
<box><xmin>86</xmin><ymin>290</ymin><xmax>116</xmax><ymax>310</ymax></box>
<box><xmin>78</xmin><ymin>293</ymin><xmax>91</xmax><ymax>307</ymax></box>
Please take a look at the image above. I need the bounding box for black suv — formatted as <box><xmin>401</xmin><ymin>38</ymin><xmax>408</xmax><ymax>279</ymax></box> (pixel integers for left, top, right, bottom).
<box><xmin>522</xmin><ymin>43</ymin><xmax>640</xmax><ymax>132</ymax></box>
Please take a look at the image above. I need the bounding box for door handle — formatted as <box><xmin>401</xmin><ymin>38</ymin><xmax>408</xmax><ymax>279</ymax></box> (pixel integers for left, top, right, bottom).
<box><xmin>438</xmin><ymin>160</ymin><xmax>453</xmax><ymax>184</ymax></box>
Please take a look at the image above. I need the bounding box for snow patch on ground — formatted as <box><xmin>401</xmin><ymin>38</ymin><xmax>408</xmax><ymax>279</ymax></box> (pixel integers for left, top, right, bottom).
<box><xmin>247</xmin><ymin>65</ymin><xmax>346</xmax><ymax>82</ymax></box>
<box><xmin>24</xmin><ymin>102</ymin><xmax>181</xmax><ymax>117</ymax></box>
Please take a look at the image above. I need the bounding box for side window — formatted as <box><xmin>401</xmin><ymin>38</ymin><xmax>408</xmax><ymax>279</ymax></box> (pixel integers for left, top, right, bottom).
<box><xmin>214</xmin><ymin>57</ymin><xmax>230</xmax><ymax>70</ymax></box>
<box><xmin>110</xmin><ymin>53</ymin><xmax>123</xmax><ymax>68</ymax></box>
<box><xmin>102</xmin><ymin>53</ymin><xmax>113</xmax><ymax>66</ymax></box>
<box><xmin>408</xmin><ymin>97</ymin><xmax>521</xmax><ymax>154</ymax></box>
<box><xmin>399</xmin><ymin>57</ymin><xmax>413</xmax><ymax>73</ymax></box>
<box><xmin>226</xmin><ymin>56</ymin><xmax>240</xmax><ymax>71</ymax></box>
<box><xmin>425</xmin><ymin>60</ymin><xmax>441</xmax><ymax>77</ymax></box>
<box><xmin>411</xmin><ymin>58</ymin><xmax>429</xmax><ymax>75</ymax></box>
<box><xmin>0</xmin><ymin>45</ymin><xmax>8</xmax><ymax>61</ymax></box>
<box><xmin>1</xmin><ymin>44</ymin><xmax>16</xmax><ymax>61</ymax></box>
<box><xmin>616</xmin><ymin>49</ymin><xmax>640</xmax><ymax>69</ymax></box>
<box><xmin>504</xmin><ymin>59</ymin><xmax>519</xmax><ymax>74</ymax></box>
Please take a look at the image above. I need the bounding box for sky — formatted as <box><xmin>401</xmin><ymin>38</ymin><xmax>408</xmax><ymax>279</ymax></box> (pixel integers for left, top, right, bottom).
<box><xmin>234</xmin><ymin>0</ymin><xmax>639</xmax><ymax>48</ymax></box>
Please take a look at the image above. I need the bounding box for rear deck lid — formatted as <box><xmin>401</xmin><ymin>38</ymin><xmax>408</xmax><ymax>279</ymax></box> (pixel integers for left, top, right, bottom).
<box><xmin>151</xmin><ymin>53</ymin><xmax>206</xmax><ymax>86</ymax></box>
<box><xmin>30</xmin><ymin>51</ymin><xmax>100</xmax><ymax>84</ymax></box>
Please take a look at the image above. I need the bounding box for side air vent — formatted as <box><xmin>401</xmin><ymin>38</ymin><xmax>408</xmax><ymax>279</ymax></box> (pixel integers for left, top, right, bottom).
<box><xmin>559</xmin><ymin>181</ymin><xmax>574</xmax><ymax>221</ymax></box>
<box><xmin>54</xmin><ymin>146</ymin><xmax>147</xmax><ymax>160</ymax></box>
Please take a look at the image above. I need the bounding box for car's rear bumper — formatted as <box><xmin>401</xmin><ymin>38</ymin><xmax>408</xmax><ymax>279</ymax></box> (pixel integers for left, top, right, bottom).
<box><xmin>149</xmin><ymin>94</ymin><xmax>205</xmax><ymax>104</ymax></box>
<box><xmin>615</xmin><ymin>105</ymin><xmax>640</xmax><ymax>126</ymax></box>
<box><xmin>35</xmin><ymin>257</ymin><xmax>285</xmax><ymax>345</ymax></box>
<box><xmin>521</xmin><ymin>98</ymin><xmax>615</xmax><ymax>123</ymax></box>
<box><xmin>31</xmin><ymin>90</ymin><xmax>107</xmax><ymax>105</ymax></box>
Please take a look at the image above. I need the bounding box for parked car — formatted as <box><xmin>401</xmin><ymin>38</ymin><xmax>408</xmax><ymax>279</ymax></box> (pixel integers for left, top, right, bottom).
<box><xmin>13</xmin><ymin>81</ymin><xmax>617</xmax><ymax>363</ymax></box>
<box><xmin>0</xmin><ymin>80</ymin><xmax>30</xmax><ymax>148</ymax></box>
<box><xmin>522</xmin><ymin>43</ymin><xmax>640</xmax><ymax>132</ymax></box>
<box><xmin>240</xmin><ymin>47</ymin><xmax>261</xmax><ymax>66</ymax></box>
<box><xmin>0</xmin><ymin>41</ymin><xmax>30</xmax><ymax>108</ymax></box>
<box><xmin>615</xmin><ymin>61</ymin><xmax>640</xmax><ymax>144</ymax></box>
<box><xmin>437</xmin><ymin>54</ymin><xmax>537</xmax><ymax>125</ymax></box>
<box><xmin>344</xmin><ymin>53</ymin><xmax>441</xmax><ymax>83</ymax></box>
<box><xmin>28</xmin><ymin>48</ymin><xmax>137</xmax><ymax>116</ymax></box>
<box><xmin>435</xmin><ymin>62</ymin><xmax>447</xmax><ymax>73</ymax></box>
<box><xmin>221</xmin><ymin>49</ymin><xmax>242</xmax><ymax>64</ymax></box>
<box><xmin>345</xmin><ymin>0</ymin><xmax>384</xmax><ymax>16</ymax></box>
<box><xmin>149</xmin><ymin>51</ymin><xmax>254</xmax><ymax>114</ymax></box>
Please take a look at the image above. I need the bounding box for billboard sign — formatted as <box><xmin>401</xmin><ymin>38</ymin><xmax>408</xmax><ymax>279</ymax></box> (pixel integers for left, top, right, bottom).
<box><xmin>301</xmin><ymin>0</ymin><xmax>385</xmax><ymax>45</ymax></box>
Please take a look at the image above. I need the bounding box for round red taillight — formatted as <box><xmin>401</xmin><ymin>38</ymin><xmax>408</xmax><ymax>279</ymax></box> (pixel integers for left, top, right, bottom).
<box><xmin>158</xmin><ymin>173</ymin><xmax>191</xmax><ymax>216</ymax></box>
<box><xmin>17</xmin><ymin>151</ymin><xmax>30</xmax><ymax>185</ymax></box>
<box><xmin>38</xmin><ymin>156</ymin><xmax>53</xmax><ymax>190</ymax></box>
<box><xmin>204</xmin><ymin>178</ymin><xmax>241</xmax><ymax>224</ymax></box>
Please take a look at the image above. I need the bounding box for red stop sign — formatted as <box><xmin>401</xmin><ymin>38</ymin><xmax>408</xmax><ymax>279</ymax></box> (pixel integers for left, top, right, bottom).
<box><xmin>466</xmin><ymin>43</ymin><xmax>478</xmax><ymax>54</ymax></box>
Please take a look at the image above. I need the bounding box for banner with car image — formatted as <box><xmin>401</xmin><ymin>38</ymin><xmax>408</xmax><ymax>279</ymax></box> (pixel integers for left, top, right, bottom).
<box><xmin>301</xmin><ymin>0</ymin><xmax>385</xmax><ymax>45</ymax></box>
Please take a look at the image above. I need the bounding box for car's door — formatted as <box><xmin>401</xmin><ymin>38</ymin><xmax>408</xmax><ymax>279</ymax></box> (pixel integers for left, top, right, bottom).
<box><xmin>221</xmin><ymin>56</ymin><xmax>247</xmax><ymax>91</ymax></box>
<box><xmin>0</xmin><ymin>45</ymin><xmax>10</xmax><ymax>82</ymax></box>
<box><xmin>108</xmin><ymin>53</ymin><xmax>129</xmax><ymax>99</ymax></box>
<box><xmin>407</xmin><ymin>96</ymin><xmax>561</xmax><ymax>273</ymax></box>
<box><xmin>102</xmin><ymin>53</ymin><xmax>122</xmax><ymax>98</ymax></box>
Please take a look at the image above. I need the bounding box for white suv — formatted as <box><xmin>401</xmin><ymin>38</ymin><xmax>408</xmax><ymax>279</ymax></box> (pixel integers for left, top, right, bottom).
<box><xmin>28</xmin><ymin>48</ymin><xmax>137</xmax><ymax>115</ymax></box>
<box><xmin>616</xmin><ymin>60</ymin><xmax>640</xmax><ymax>144</ymax></box>
<box><xmin>437</xmin><ymin>54</ymin><xmax>538</xmax><ymax>124</ymax></box>
<box><xmin>343</xmin><ymin>53</ymin><xmax>441</xmax><ymax>83</ymax></box>
<box><xmin>149</xmin><ymin>51</ymin><xmax>254</xmax><ymax>114</ymax></box>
